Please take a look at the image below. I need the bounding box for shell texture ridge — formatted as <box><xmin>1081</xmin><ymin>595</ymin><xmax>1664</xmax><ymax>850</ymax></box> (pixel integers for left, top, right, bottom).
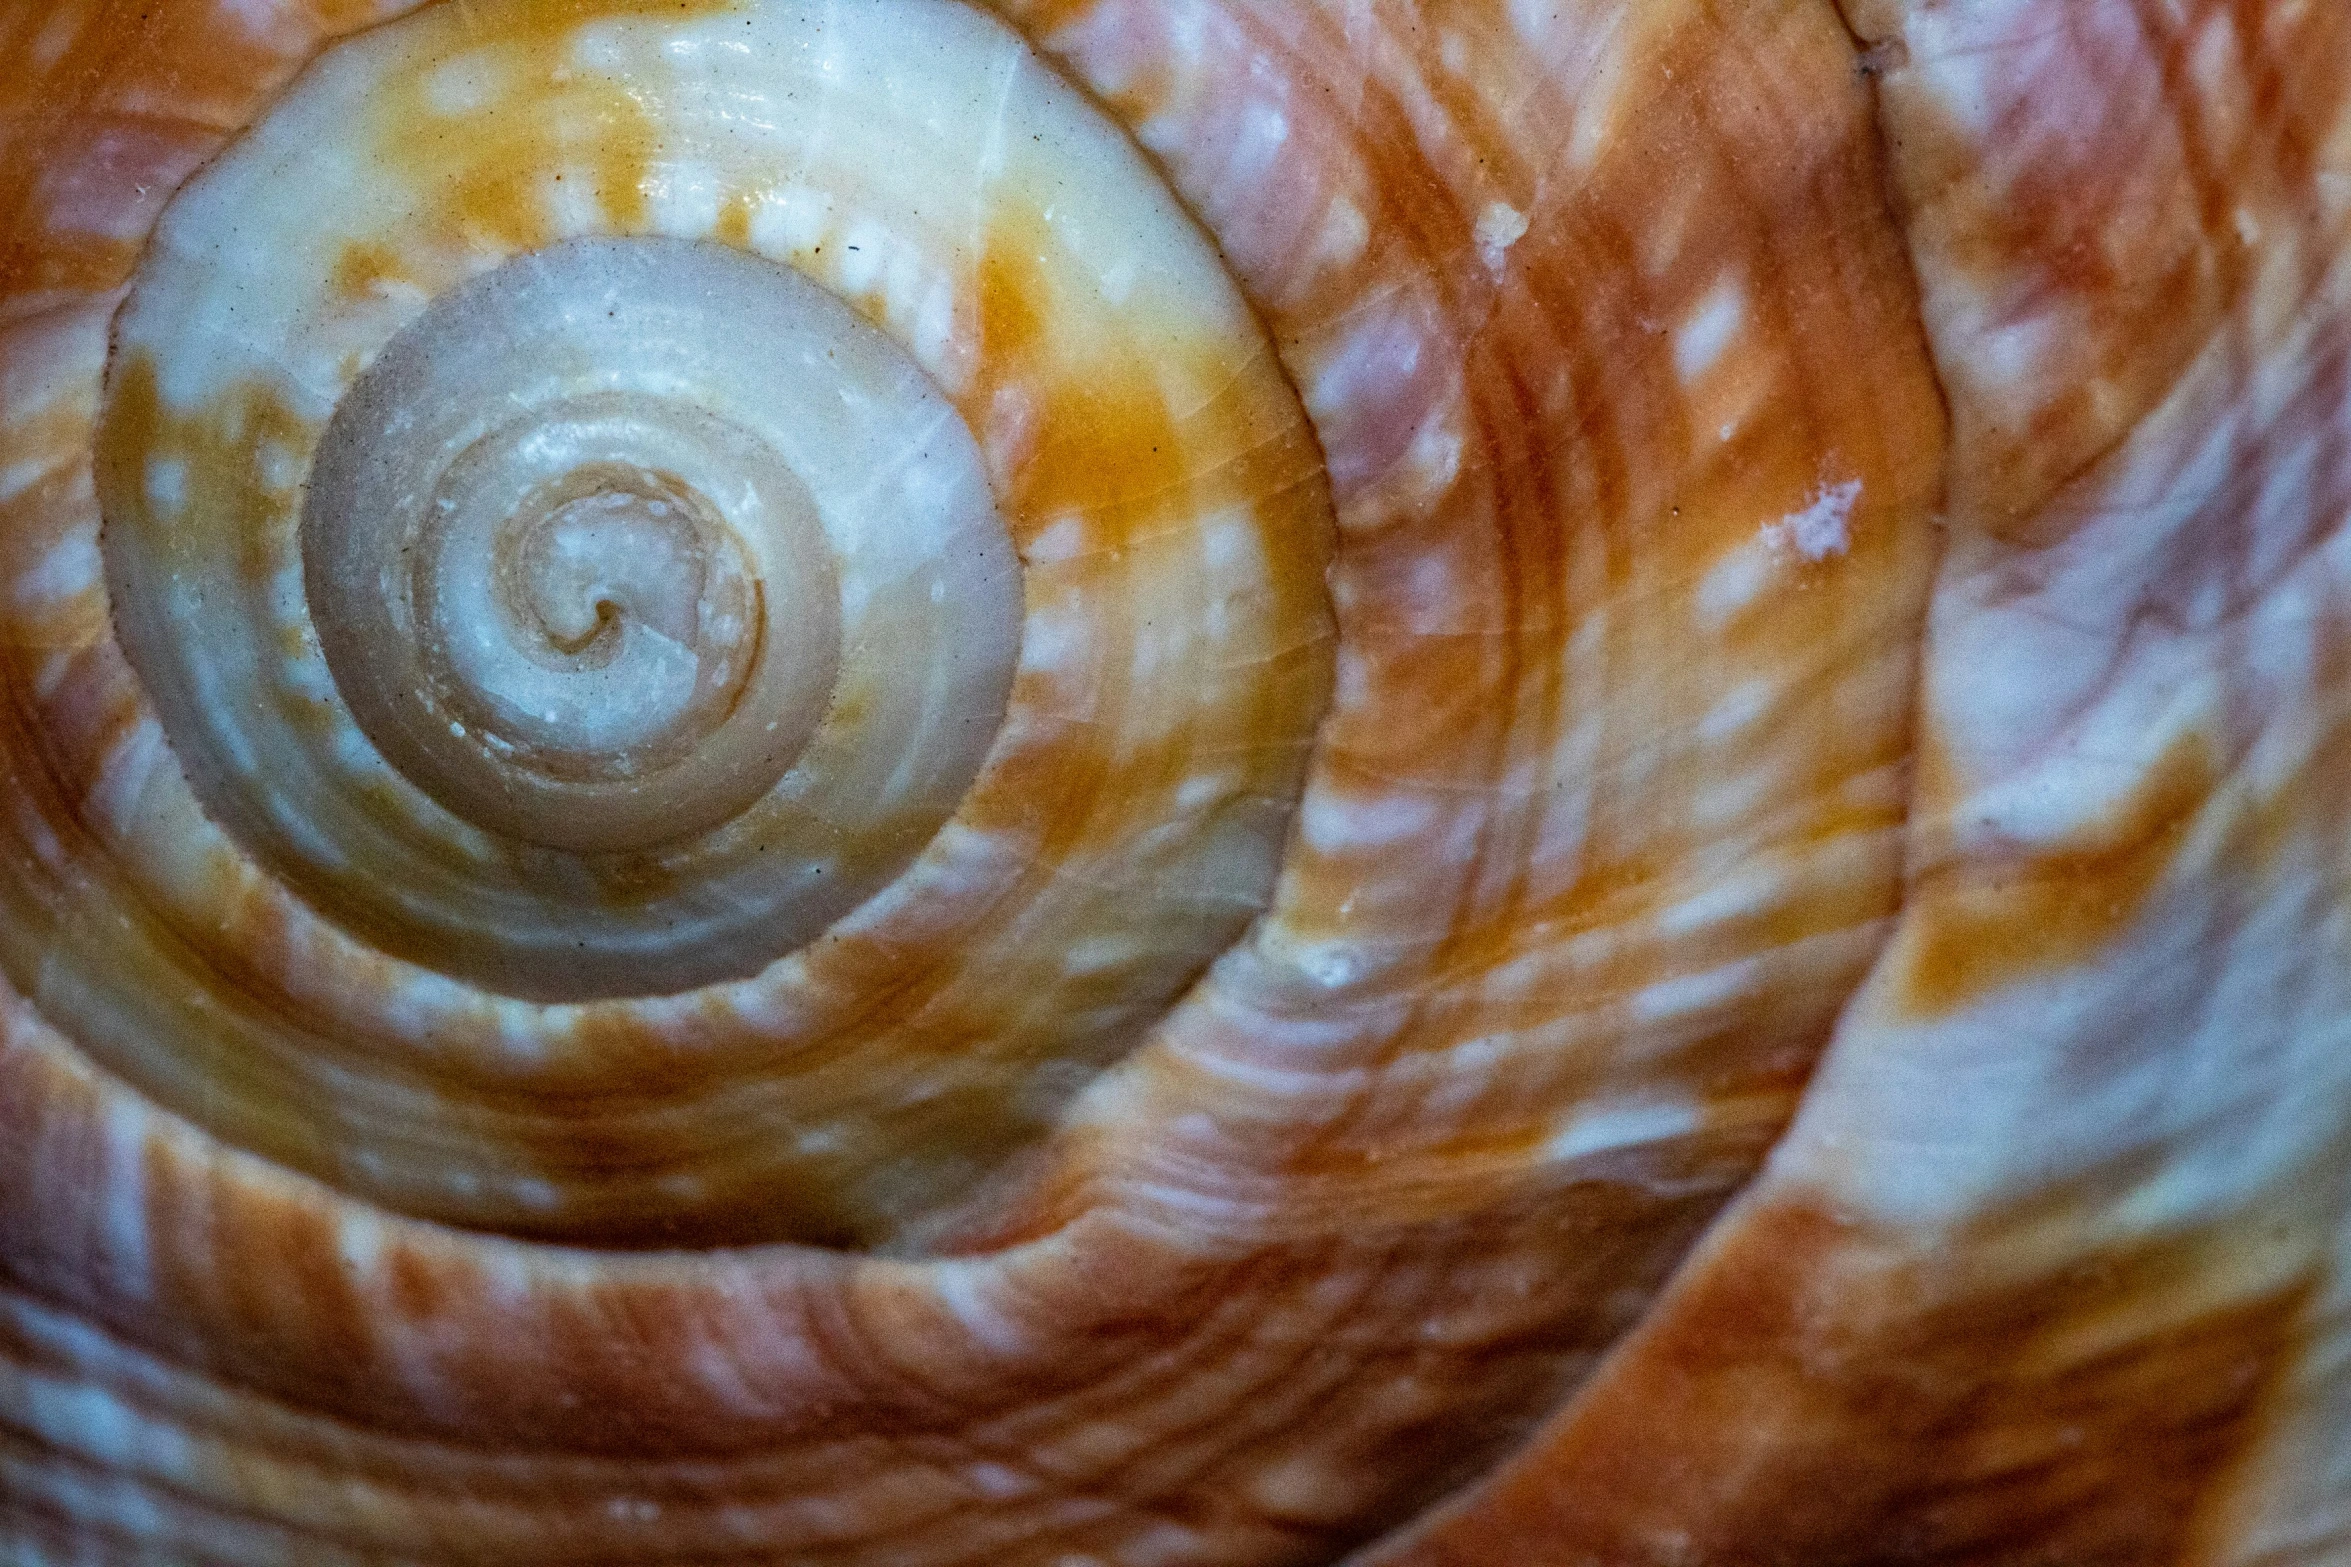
<box><xmin>0</xmin><ymin>0</ymin><xmax>2340</xmax><ymax>1563</ymax></box>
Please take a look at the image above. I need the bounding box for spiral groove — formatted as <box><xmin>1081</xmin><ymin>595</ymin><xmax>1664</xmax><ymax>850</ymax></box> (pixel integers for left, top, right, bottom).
<box><xmin>53</xmin><ymin>0</ymin><xmax>1338</xmax><ymax>1254</ymax></box>
<box><xmin>303</xmin><ymin>243</ymin><xmax>851</xmax><ymax>858</ymax></box>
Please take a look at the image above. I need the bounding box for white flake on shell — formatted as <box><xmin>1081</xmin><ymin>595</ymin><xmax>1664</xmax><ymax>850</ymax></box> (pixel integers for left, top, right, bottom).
<box><xmin>1475</xmin><ymin>200</ymin><xmax>1529</xmax><ymax>273</ymax></box>
<box><xmin>1761</xmin><ymin>477</ymin><xmax>1862</xmax><ymax>562</ymax></box>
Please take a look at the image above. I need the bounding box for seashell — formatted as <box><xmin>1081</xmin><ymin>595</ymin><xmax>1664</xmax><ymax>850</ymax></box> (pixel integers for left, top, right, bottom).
<box><xmin>0</xmin><ymin>0</ymin><xmax>2344</xmax><ymax>1562</ymax></box>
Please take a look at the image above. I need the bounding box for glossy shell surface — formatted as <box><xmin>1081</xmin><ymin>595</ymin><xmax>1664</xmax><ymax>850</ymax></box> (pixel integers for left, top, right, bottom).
<box><xmin>0</xmin><ymin>0</ymin><xmax>2345</xmax><ymax>1562</ymax></box>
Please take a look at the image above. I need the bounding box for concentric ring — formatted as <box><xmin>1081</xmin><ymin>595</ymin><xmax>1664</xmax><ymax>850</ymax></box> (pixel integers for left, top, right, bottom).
<box><xmin>72</xmin><ymin>0</ymin><xmax>1336</xmax><ymax>1242</ymax></box>
<box><xmin>304</xmin><ymin>242</ymin><xmax>854</xmax><ymax>858</ymax></box>
<box><xmin>0</xmin><ymin>0</ymin><xmax>2007</xmax><ymax>1560</ymax></box>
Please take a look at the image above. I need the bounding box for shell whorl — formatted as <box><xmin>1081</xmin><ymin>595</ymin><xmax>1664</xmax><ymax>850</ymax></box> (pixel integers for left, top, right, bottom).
<box><xmin>5</xmin><ymin>0</ymin><xmax>2351</xmax><ymax>1563</ymax></box>
<box><xmin>52</xmin><ymin>0</ymin><xmax>1339</xmax><ymax>1250</ymax></box>
<box><xmin>115</xmin><ymin>231</ymin><xmax>983</xmax><ymax>996</ymax></box>
<box><xmin>299</xmin><ymin>241</ymin><xmax>863</xmax><ymax>864</ymax></box>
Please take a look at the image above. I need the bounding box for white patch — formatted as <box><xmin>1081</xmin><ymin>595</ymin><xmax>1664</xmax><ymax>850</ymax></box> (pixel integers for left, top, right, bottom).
<box><xmin>29</xmin><ymin>6</ymin><xmax>78</xmax><ymax>70</ymax></box>
<box><xmin>1972</xmin><ymin>307</ymin><xmax>2062</xmax><ymax>392</ymax></box>
<box><xmin>509</xmin><ymin>1176</ymin><xmax>562</xmax><ymax>1211</ymax></box>
<box><xmin>1299</xmin><ymin>787</ymin><xmax>1441</xmax><ymax>853</ymax></box>
<box><xmin>1136</xmin><ymin>111</ymin><xmax>1188</xmax><ymax>159</ymax></box>
<box><xmin>145</xmin><ymin>458</ymin><xmax>187</xmax><ymax>515</ymax></box>
<box><xmin>1200</xmin><ymin>513</ymin><xmax>1260</xmax><ymax>577</ymax></box>
<box><xmin>1562</xmin><ymin>16</ymin><xmax>1631</xmax><ymax>170</ymax></box>
<box><xmin>1405</xmin><ymin>417</ymin><xmax>1465</xmax><ymax>500</ymax></box>
<box><xmin>1695</xmin><ymin>678</ymin><xmax>1773</xmax><ymax>745</ymax></box>
<box><xmin>1019</xmin><ymin>606</ymin><xmax>1090</xmax><ymax>675</ymax></box>
<box><xmin>1630</xmin><ymin>960</ymin><xmax>1764</xmax><ymax>1024</ymax></box>
<box><xmin>879</xmin><ymin>245</ymin><xmax>928</xmax><ymax>341</ymax></box>
<box><xmin>258</xmin><ymin>437</ymin><xmax>304</xmax><ymax>493</ymax></box>
<box><xmin>87</xmin><ymin>717</ymin><xmax>166</xmax><ymax>838</ymax></box>
<box><xmin>649</xmin><ymin>165</ymin><xmax>723</xmax><ymax>237</ymax></box>
<box><xmin>967</xmin><ymin>1461</ymin><xmax>1034</xmax><ymax>1500</ymax></box>
<box><xmin>1202</xmin><ymin>594</ymin><xmax>1234</xmax><ymax>642</ymax></box>
<box><xmin>1475</xmin><ymin>201</ymin><xmax>1529</xmax><ymax>271</ymax></box>
<box><xmin>933</xmin><ymin>1262</ymin><xmax>1030</xmax><ymax>1355</ymax></box>
<box><xmin>1233</xmin><ymin>100</ymin><xmax>1292</xmax><ymax>183</ymax></box>
<box><xmin>1304</xmin><ymin>312</ymin><xmax>1424</xmax><ymax>422</ymax></box>
<box><xmin>1290</xmin><ymin>940</ymin><xmax>1363</xmax><ymax>991</ymax></box>
<box><xmin>543</xmin><ymin>171</ymin><xmax>604</xmax><ymax>238</ymax></box>
<box><xmin>422</xmin><ymin>55</ymin><xmax>502</xmax><ymax>116</ymax></box>
<box><xmin>216</xmin><ymin>0</ymin><xmax>300</xmax><ymax>30</ymax></box>
<box><xmin>1406</xmin><ymin>551</ymin><xmax>1456</xmax><ymax>617</ymax></box>
<box><xmin>1762</xmin><ymin>478</ymin><xmax>1862</xmax><ymax>562</ymax></box>
<box><xmin>13</xmin><ymin>529</ymin><xmax>99</xmax><ymax>608</ymax></box>
<box><xmin>1065</xmin><ymin>934</ymin><xmax>1140</xmax><ymax>976</ymax></box>
<box><xmin>0</xmin><ymin>457</ymin><xmax>54</xmax><ymax>503</ymax></box>
<box><xmin>100</xmin><ymin>1100</ymin><xmax>155</xmax><ymax>1300</ymax></box>
<box><xmin>1544</xmin><ymin>1099</ymin><xmax>1701</xmax><ymax>1163</ymax></box>
<box><xmin>1692</xmin><ymin>761</ymin><xmax>1778</xmax><ymax>833</ymax></box>
<box><xmin>1511</xmin><ymin>0</ymin><xmax>1574</xmax><ymax>46</ymax></box>
<box><xmin>1695</xmin><ymin>541</ymin><xmax>1772</xmax><ymax>627</ymax></box>
<box><xmin>570</xmin><ymin>28</ymin><xmax>633</xmax><ymax>73</ymax></box>
<box><xmin>336</xmin><ymin>1211</ymin><xmax>388</xmax><ymax>1274</ymax></box>
<box><xmin>1658</xmin><ymin>866</ymin><xmax>1784</xmax><ymax>937</ymax></box>
<box><xmin>751</xmin><ymin>184</ymin><xmax>835</xmax><ymax>259</ymax></box>
<box><xmin>910</xmin><ymin>278</ymin><xmax>963</xmax><ymax>387</ymax></box>
<box><xmin>1176</xmin><ymin>772</ymin><xmax>1233</xmax><ymax>812</ymax></box>
<box><xmin>23</xmin><ymin>1374</ymin><xmax>192</xmax><ymax>1473</ymax></box>
<box><xmin>1673</xmin><ymin>279</ymin><xmax>1745</xmax><ymax>383</ymax></box>
<box><xmin>1313</xmin><ymin>197</ymin><xmax>1371</xmax><ymax>273</ymax></box>
<box><xmin>34</xmin><ymin>651</ymin><xmax>73</xmax><ymax>699</ymax></box>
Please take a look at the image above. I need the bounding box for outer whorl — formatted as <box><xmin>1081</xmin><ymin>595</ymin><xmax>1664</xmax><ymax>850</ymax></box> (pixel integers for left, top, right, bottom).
<box><xmin>0</xmin><ymin>0</ymin><xmax>2346</xmax><ymax>1563</ymax></box>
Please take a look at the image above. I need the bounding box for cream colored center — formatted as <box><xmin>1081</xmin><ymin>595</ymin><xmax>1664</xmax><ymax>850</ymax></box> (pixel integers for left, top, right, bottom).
<box><xmin>440</xmin><ymin>463</ymin><xmax>754</xmax><ymax>755</ymax></box>
<box><xmin>303</xmin><ymin>258</ymin><xmax>849</xmax><ymax>856</ymax></box>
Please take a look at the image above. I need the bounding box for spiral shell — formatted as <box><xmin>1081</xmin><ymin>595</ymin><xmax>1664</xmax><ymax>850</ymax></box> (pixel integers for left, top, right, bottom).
<box><xmin>1</xmin><ymin>0</ymin><xmax>2347</xmax><ymax>1562</ymax></box>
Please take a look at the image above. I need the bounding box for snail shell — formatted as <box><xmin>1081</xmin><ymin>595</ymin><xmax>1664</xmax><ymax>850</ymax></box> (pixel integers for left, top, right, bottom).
<box><xmin>0</xmin><ymin>0</ymin><xmax>2344</xmax><ymax>1563</ymax></box>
